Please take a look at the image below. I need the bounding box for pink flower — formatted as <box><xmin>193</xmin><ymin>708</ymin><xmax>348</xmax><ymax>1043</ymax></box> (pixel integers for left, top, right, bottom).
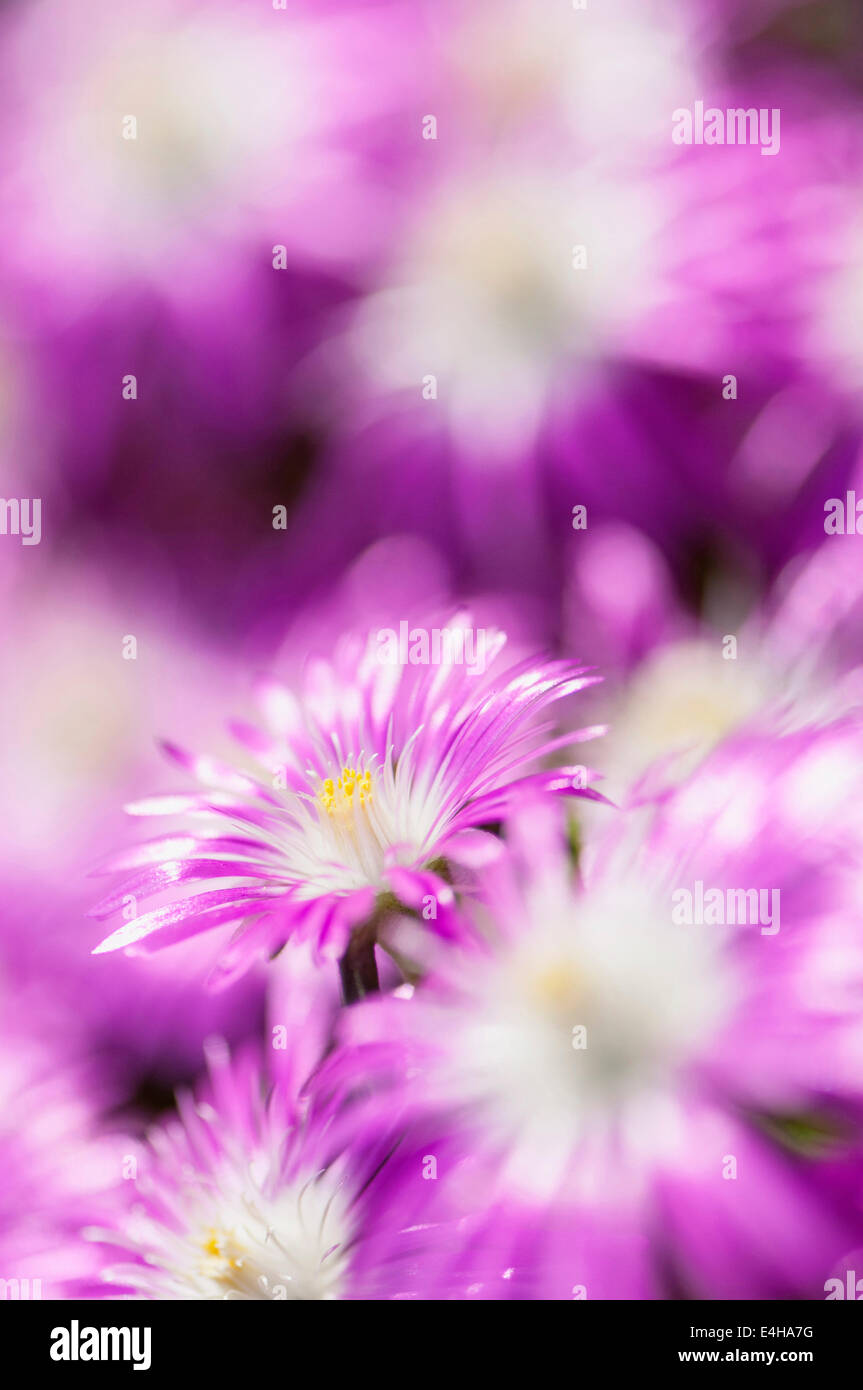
<box><xmin>323</xmin><ymin>723</ymin><xmax>863</xmax><ymax>1297</ymax></box>
<box><xmin>91</xmin><ymin>622</ymin><xmax>604</xmax><ymax>986</ymax></box>
<box><xmin>0</xmin><ymin>0</ymin><xmax>416</xmax><ymax>316</ymax></box>
<box><xmin>87</xmin><ymin>1037</ymin><xmax>452</xmax><ymax>1300</ymax></box>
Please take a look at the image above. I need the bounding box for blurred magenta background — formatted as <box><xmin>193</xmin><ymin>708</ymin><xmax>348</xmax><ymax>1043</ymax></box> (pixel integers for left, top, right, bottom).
<box><xmin>2</xmin><ymin>0</ymin><xmax>863</xmax><ymax>1138</ymax></box>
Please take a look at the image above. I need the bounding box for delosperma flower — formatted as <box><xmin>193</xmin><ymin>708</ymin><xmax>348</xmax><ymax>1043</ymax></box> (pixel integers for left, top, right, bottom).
<box><xmin>0</xmin><ymin>0</ymin><xmax>416</xmax><ymax>310</ymax></box>
<box><xmin>87</xmin><ymin>1038</ymin><xmax>444</xmax><ymax>1301</ymax></box>
<box><xmin>565</xmin><ymin>531</ymin><xmax>863</xmax><ymax>799</ymax></box>
<box><xmin>324</xmin><ymin>724</ymin><xmax>863</xmax><ymax>1298</ymax></box>
<box><xmin>351</xmin><ymin>156</ymin><xmax>668</xmax><ymax>454</ymax></box>
<box><xmin>91</xmin><ymin>622</ymin><xmax>605</xmax><ymax>986</ymax></box>
<box><xmin>434</xmin><ymin>0</ymin><xmax>707</xmax><ymax>155</ymax></box>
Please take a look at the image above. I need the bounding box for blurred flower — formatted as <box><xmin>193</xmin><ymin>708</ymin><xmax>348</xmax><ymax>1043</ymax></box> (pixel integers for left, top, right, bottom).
<box><xmin>326</xmin><ymin>750</ymin><xmax>863</xmax><ymax>1297</ymax></box>
<box><xmin>350</xmin><ymin>155</ymin><xmax>668</xmax><ymax>456</ymax></box>
<box><xmin>91</xmin><ymin>622</ymin><xmax>605</xmax><ymax>980</ymax></box>
<box><xmin>566</xmin><ymin>531</ymin><xmax>863</xmax><ymax>798</ymax></box>
<box><xmin>319</xmin><ymin>86</ymin><xmax>863</xmax><ymax>605</ymax></box>
<box><xmin>431</xmin><ymin>0</ymin><xmax>708</xmax><ymax>155</ymax></box>
<box><xmin>0</xmin><ymin>993</ymin><xmax>128</xmax><ymax>1298</ymax></box>
<box><xmin>88</xmin><ymin>1037</ymin><xmax>439</xmax><ymax>1300</ymax></box>
<box><xmin>0</xmin><ymin>0</ymin><xmax>421</xmax><ymax>580</ymax></box>
<box><xmin>0</xmin><ymin>0</ymin><xmax>414</xmax><ymax>313</ymax></box>
<box><xmin>0</xmin><ymin>567</ymin><xmax>265</xmax><ymax>1094</ymax></box>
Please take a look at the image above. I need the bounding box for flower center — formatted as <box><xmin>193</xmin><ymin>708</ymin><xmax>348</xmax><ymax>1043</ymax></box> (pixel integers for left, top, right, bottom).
<box><xmin>318</xmin><ymin>766</ymin><xmax>373</xmax><ymax>818</ymax></box>
<box><xmin>201</xmin><ymin>1228</ymin><xmax>244</xmax><ymax>1279</ymax></box>
<box><xmin>528</xmin><ymin>961</ymin><xmax>584</xmax><ymax>1013</ymax></box>
<box><xmin>445</xmin><ymin>882</ymin><xmax>735</xmax><ymax>1197</ymax></box>
<box><xmin>112</xmin><ymin>1172</ymin><xmax>354</xmax><ymax>1301</ymax></box>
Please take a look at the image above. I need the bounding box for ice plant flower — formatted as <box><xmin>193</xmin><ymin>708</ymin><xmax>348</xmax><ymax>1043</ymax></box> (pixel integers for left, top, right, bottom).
<box><xmin>567</xmin><ymin>533</ymin><xmax>863</xmax><ymax>802</ymax></box>
<box><xmin>0</xmin><ymin>0</ymin><xmax>423</xmax><ymax>528</ymax></box>
<box><xmin>432</xmin><ymin>0</ymin><xmax>707</xmax><ymax>155</ymax></box>
<box><xmin>350</xmin><ymin>155</ymin><xmax>668</xmax><ymax>455</ymax></box>
<box><xmin>0</xmin><ymin>0</ymin><xmax>417</xmax><ymax>311</ymax></box>
<box><xmin>87</xmin><ymin>1038</ymin><xmax>453</xmax><ymax>1301</ymax></box>
<box><xmin>325</xmin><ymin>726</ymin><xmax>863</xmax><ymax>1298</ymax></box>
<box><xmin>91</xmin><ymin>623</ymin><xmax>604</xmax><ymax>986</ymax></box>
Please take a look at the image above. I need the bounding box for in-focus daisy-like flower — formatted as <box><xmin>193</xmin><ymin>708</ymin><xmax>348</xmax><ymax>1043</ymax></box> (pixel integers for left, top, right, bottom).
<box><xmin>325</xmin><ymin>726</ymin><xmax>863</xmax><ymax>1298</ymax></box>
<box><xmin>87</xmin><ymin>1037</ymin><xmax>446</xmax><ymax>1301</ymax></box>
<box><xmin>91</xmin><ymin>621</ymin><xmax>604</xmax><ymax>990</ymax></box>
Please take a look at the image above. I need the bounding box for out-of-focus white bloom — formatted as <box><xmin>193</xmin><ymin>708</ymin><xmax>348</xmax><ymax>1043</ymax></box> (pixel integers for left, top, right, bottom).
<box><xmin>0</xmin><ymin>0</ymin><xmax>412</xmax><ymax>307</ymax></box>
<box><xmin>353</xmin><ymin>162</ymin><xmax>666</xmax><ymax>451</ymax></box>
<box><xmin>442</xmin><ymin>0</ymin><xmax>705</xmax><ymax>153</ymax></box>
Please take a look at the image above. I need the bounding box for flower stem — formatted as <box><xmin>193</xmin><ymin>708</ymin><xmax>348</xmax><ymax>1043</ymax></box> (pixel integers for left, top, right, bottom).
<box><xmin>338</xmin><ymin>922</ymin><xmax>380</xmax><ymax>1004</ymax></box>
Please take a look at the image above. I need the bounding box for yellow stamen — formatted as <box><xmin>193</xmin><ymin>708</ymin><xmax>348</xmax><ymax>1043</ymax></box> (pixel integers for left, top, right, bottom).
<box><xmin>203</xmin><ymin>1230</ymin><xmax>243</xmax><ymax>1272</ymax></box>
<box><xmin>318</xmin><ymin>765</ymin><xmax>373</xmax><ymax>817</ymax></box>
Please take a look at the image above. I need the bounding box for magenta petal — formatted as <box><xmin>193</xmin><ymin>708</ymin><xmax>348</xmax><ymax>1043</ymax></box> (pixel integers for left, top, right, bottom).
<box><xmin>89</xmin><ymin>834</ymin><xmax>279</xmax><ymax>876</ymax></box>
<box><xmin>439</xmin><ymin>828</ymin><xmax>505</xmax><ymax>869</ymax></box>
<box><xmin>204</xmin><ymin>916</ymin><xmax>278</xmax><ymax>992</ymax></box>
<box><xmin>387</xmin><ymin>867</ymin><xmax>461</xmax><ymax>940</ymax></box>
<box><xmin>315</xmin><ymin>888</ymin><xmax>378</xmax><ymax>961</ymax></box>
<box><xmin>92</xmin><ymin>887</ymin><xmax>282</xmax><ymax>954</ymax></box>
<box><xmin>88</xmin><ymin>859</ymin><xmax>285</xmax><ymax>919</ymax></box>
<box><xmin>123</xmin><ymin>793</ymin><xmax>213</xmax><ymax>816</ymax></box>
